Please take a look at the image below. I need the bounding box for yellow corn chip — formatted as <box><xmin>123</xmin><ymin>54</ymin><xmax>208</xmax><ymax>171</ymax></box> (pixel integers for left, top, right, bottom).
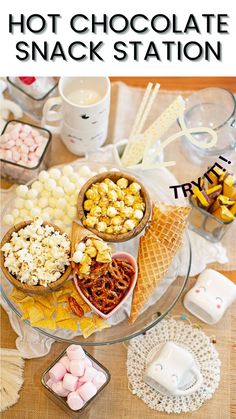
<box><xmin>92</xmin><ymin>314</ymin><xmax>110</xmax><ymax>331</ymax></box>
<box><xmin>28</xmin><ymin>305</ymin><xmax>45</xmax><ymax>323</ymax></box>
<box><xmin>79</xmin><ymin>316</ymin><xmax>97</xmax><ymax>338</ymax></box>
<box><xmin>96</xmin><ymin>251</ymin><xmax>111</xmax><ymax>263</ymax></box>
<box><xmin>33</xmin><ymin>295</ymin><xmax>54</xmax><ymax>310</ymax></box>
<box><xmin>57</xmin><ymin>318</ymin><xmax>78</xmax><ymax>331</ymax></box>
<box><xmin>56</xmin><ymin>305</ymin><xmax>71</xmax><ymax>322</ymax></box>
<box><xmin>31</xmin><ymin>318</ymin><xmax>57</xmax><ymax>330</ymax></box>
<box><xmin>10</xmin><ymin>288</ymin><xmax>27</xmax><ymax>302</ymax></box>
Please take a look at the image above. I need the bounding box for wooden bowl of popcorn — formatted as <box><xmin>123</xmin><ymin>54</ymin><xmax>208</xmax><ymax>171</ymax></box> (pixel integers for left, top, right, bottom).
<box><xmin>0</xmin><ymin>219</ymin><xmax>72</xmax><ymax>295</ymax></box>
<box><xmin>77</xmin><ymin>171</ymin><xmax>151</xmax><ymax>242</ymax></box>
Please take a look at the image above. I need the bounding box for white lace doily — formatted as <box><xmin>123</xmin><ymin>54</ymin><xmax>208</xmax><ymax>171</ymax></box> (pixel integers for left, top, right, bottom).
<box><xmin>127</xmin><ymin>318</ymin><xmax>221</xmax><ymax>414</ymax></box>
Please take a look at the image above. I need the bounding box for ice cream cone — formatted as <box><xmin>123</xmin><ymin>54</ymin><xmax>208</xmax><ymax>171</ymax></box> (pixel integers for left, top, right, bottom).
<box><xmin>129</xmin><ymin>204</ymin><xmax>190</xmax><ymax>323</ymax></box>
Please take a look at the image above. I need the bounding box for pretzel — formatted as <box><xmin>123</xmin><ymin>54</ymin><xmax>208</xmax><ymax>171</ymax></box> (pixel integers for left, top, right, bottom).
<box><xmin>75</xmin><ymin>258</ymin><xmax>134</xmax><ymax>314</ymax></box>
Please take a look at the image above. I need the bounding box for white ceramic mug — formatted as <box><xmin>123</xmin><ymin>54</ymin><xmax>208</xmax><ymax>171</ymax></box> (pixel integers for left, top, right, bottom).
<box><xmin>184</xmin><ymin>268</ymin><xmax>236</xmax><ymax>324</ymax></box>
<box><xmin>144</xmin><ymin>341</ymin><xmax>203</xmax><ymax>396</ymax></box>
<box><xmin>42</xmin><ymin>77</ymin><xmax>110</xmax><ymax>155</ymax></box>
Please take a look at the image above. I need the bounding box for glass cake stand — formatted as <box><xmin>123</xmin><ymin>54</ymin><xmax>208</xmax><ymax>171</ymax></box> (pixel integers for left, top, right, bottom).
<box><xmin>0</xmin><ymin>157</ymin><xmax>192</xmax><ymax>346</ymax></box>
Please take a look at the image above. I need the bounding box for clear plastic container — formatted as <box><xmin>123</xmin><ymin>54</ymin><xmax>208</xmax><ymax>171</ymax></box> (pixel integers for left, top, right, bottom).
<box><xmin>0</xmin><ymin>120</ymin><xmax>52</xmax><ymax>184</ymax></box>
<box><xmin>41</xmin><ymin>347</ymin><xmax>110</xmax><ymax>417</ymax></box>
<box><xmin>188</xmin><ymin>196</ymin><xmax>233</xmax><ymax>242</ymax></box>
<box><xmin>7</xmin><ymin>77</ymin><xmax>58</xmax><ymax>121</ymax></box>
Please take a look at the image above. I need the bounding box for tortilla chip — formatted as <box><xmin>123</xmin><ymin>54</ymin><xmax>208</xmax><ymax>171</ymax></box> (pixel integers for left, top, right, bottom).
<box><xmin>79</xmin><ymin>316</ymin><xmax>97</xmax><ymax>338</ymax></box>
<box><xmin>55</xmin><ymin>305</ymin><xmax>71</xmax><ymax>322</ymax></box>
<box><xmin>92</xmin><ymin>314</ymin><xmax>110</xmax><ymax>331</ymax></box>
<box><xmin>57</xmin><ymin>318</ymin><xmax>78</xmax><ymax>331</ymax></box>
<box><xmin>28</xmin><ymin>305</ymin><xmax>45</xmax><ymax>323</ymax></box>
<box><xmin>31</xmin><ymin>318</ymin><xmax>57</xmax><ymax>330</ymax></box>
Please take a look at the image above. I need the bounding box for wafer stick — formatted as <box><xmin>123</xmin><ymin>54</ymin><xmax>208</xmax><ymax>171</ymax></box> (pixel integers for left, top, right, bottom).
<box><xmin>134</xmin><ymin>83</ymin><xmax>160</xmax><ymax>136</ymax></box>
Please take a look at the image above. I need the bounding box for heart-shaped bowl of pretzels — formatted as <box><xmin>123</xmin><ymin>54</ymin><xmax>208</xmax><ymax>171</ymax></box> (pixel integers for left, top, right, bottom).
<box><xmin>73</xmin><ymin>252</ymin><xmax>138</xmax><ymax>319</ymax></box>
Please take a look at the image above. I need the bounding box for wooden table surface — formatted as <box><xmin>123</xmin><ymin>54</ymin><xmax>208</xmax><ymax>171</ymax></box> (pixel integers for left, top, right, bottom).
<box><xmin>1</xmin><ymin>77</ymin><xmax>236</xmax><ymax>418</ymax></box>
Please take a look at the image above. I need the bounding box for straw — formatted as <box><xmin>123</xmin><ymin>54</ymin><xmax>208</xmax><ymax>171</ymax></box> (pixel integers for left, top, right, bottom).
<box><xmin>129</xmin><ymin>82</ymin><xmax>153</xmax><ymax>139</ymax></box>
<box><xmin>134</xmin><ymin>83</ymin><xmax>160</xmax><ymax>136</ymax></box>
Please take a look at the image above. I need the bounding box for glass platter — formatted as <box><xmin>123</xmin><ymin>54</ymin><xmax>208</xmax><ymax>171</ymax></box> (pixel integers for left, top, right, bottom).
<box><xmin>0</xmin><ymin>158</ymin><xmax>192</xmax><ymax>346</ymax></box>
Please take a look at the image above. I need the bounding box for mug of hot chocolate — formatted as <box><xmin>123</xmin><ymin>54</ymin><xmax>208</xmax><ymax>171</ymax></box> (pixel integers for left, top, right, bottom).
<box><xmin>42</xmin><ymin>77</ymin><xmax>110</xmax><ymax>155</ymax></box>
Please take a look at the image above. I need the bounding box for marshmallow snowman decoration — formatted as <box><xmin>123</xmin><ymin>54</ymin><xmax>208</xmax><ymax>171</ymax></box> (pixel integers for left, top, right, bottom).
<box><xmin>184</xmin><ymin>269</ymin><xmax>236</xmax><ymax>324</ymax></box>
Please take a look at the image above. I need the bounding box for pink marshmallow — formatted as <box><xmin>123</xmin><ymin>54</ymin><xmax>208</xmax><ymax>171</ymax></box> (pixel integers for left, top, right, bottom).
<box><xmin>0</xmin><ymin>134</ymin><xmax>9</xmax><ymax>143</ymax></box>
<box><xmin>27</xmin><ymin>159</ymin><xmax>38</xmax><ymax>167</ymax></box>
<box><xmin>20</xmin><ymin>144</ymin><xmax>29</xmax><ymax>154</ymax></box>
<box><xmin>12</xmin><ymin>150</ymin><xmax>20</xmax><ymax>162</ymax></box>
<box><xmin>19</xmin><ymin>132</ymin><xmax>27</xmax><ymax>140</ymax></box>
<box><xmin>29</xmin><ymin>143</ymin><xmax>37</xmax><ymax>152</ymax></box>
<box><xmin>59</xmin><ymin>356</ymin><xmax>70</xmax><ymax>372</ymax></box>
<box><xmin>49</xmin><ymin>362</ymin><xmax>66</xmax><ymax>382</ymax></box>
<box><xmin>92</xmin><ymin>371</ymin><xmax>107</xmax><ymax>389</ymax></box>
<box><xmin>51</xmin><ymin>381</ymin><xmax>70</xmax><ymax>397</ymax></box>
<box><xmin>80</xmin><ymin>366</ymin><xmax>98</xmax><ymax>383</ymax></box>
<box><xmin>35</xmin><ymin>146</ymin><xmax>45</xmax><ymax>157</ymax></box>
<box><xmin>67</xmin><ymin>391</ymin><xmax>84</xmax><ymax>411</ymax></box>
<box><xmin>78</xmin><ymin>382</ymin><xmax>97</xmax><ymax>402</ymax></box>
<box><xmin>24</xmin><ymin>137</ymin><xmax>34</xmax><ymax>147</ymax></box>
<box><xmin>76</xmin><ymin>380</ymin><xmax>83</xmax><ymax>390</ymax></box>
<box><xmin>66</xmin><ymin>345</ymin><xmax>85</xmax><ymax>361</ymax></box>
<box><xmin>84</xmin><ymin>357</ymin><xmax>92</xmax><ymax>367</ymax></box>
<box><xmin>70</xmin><ymin>359</ymin><xmax>85</xmax><ymax>377</ymax></box>
<box><xmin>20</xmin><ymin>153</ymin><xmax>28</xmax><ymax>162</ymax></box>
<box><xmin>46</xmin><ymin>378</ymin><xmax>54</xmax><ymax>389</ymax></box>
<box><xmin>31</xmin><ymin>128</ymin><xmax>40</xmax><ymax>137</ymax></box>
<box><xmin>0</xmin><ymin>149</ymin><xmax>6</xmax><ymax>159</ymax></box>
<box><xmin>28</xmin><ymin>151</ymin><xmax>36</xmax><ymax>160</ymax></box>
<box><xmin>63</xmin><ymin>373</ymin><xmax>78</xmax><ymax>392</ymax></box>
<box><xmin>5</xmin><ymin>150</ymin><xmax>13</xmax><ymax>161</ymax></box>
<box><xmin>4</xmin><ymin>140</ymin><xmax>15</xmax><ymax>149</ymax></box>
<box><xmin>22</xmin><ymin>124</ymin><xmax>32</xmax><ymax>134</ymax></box>
<box><xmin>15</xmin><ymin>139</ymin><xmax>22</xmax><ymax>146</ymax></box>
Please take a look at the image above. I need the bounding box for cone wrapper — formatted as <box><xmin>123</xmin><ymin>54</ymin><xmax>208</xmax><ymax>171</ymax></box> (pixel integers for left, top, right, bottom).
<box><xmin>129</xmin><ymin>204</ymin><xmax>190</xmax><ymax>323</ymax></box>
<box><xmin>71</xmin><ymin>222</ymin><xmax>100</xmax><ymax>269</ymax></box>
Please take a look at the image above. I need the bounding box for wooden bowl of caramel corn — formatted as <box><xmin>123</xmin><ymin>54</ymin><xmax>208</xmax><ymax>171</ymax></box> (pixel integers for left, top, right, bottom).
<box><xmin>77</xmin><ymin>171</ymin><xmax>151</xmax><ymax>242</ymax></box>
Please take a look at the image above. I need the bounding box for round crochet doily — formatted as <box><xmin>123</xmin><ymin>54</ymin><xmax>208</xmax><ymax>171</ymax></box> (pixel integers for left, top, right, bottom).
<box><xmin>127</xmin><ymin>318</ymin><xmax>221</xmax><ymax>414</ymax></box>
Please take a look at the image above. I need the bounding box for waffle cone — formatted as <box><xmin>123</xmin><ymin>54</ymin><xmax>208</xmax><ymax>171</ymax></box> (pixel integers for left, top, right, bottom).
<box><xmin>129</xmin><ymin>204</ymin><xmax>190</xmax><ymax>323</ymax></box>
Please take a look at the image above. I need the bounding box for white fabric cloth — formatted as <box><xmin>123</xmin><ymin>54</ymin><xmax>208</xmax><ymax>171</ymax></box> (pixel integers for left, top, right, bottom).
<box><xmin>0</xmin><ymin>145</ymin><xmax>228</xmax><ymax>358</ymax></box>
<box><xmin>127</xmin><ymin>318</ymin><xmax>221</xmax><ymax>413</ymax></box>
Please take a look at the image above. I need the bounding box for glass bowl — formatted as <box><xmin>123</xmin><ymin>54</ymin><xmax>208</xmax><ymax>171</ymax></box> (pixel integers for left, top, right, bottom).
<box><xmin>41</xmin><ymin>347</ymin><xmax>110</xmax><ymax>416</ymax></box>
<box><xmin>188</xmin><ymin>196</ymin><xmax>233</xmax><ymax>242</ymax></box>
<box><xmin>0</xmin><ymin>160</ymin><xmax>191</xmax><ymax>346</ymax></box>
<box><xmin>0</xmin><ymin>120</ymin><xmax>52</xmax><ymax>184</ymax></box>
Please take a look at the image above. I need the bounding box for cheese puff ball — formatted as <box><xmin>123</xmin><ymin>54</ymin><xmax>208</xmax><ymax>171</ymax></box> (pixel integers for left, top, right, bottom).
<box><xmin>84</xmin><ymin>216</ymin><xmax>98</xmax><ymax>228</ymax></box>
<box><xmin>124</xmin><ymin>195</ymin><xmax>135</xmax><ymax>206</ymax></box>
<box><xmin>107</xmin><ymin>207</ymin><xmax>117</xmax><ymax>217</ymax></box>
<box><xmin>96</xmin><ymin>221</ymin><xmax>107</xmax><ymax>232</ymax></box>
<box><xmin>111</xmin><ymin>216</ymin><xmax>123</xmax><ymax>226</ymax></box>
<box><xmin>116</xmin><ymin>178</ymin><xmax>128</xmax><ymax>189</ymax></box>
<box><xmin>84</xmin><ymin>200</ymin><xmax>94</xmax><ymax>211</ymax></box>
<box><xmin>129</xmin><ymin>182</ymin><xmax>141</xmax><ymax>195</ymax></box>
<box><xmin>90</xmin><ymin>206</ymin><xmax>102</xmax><ymax>217</ymax></box>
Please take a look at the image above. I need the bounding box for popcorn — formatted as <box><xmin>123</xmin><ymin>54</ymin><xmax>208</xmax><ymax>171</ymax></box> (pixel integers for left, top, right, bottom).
<box><xmin>1</xmin><ymin>218</ymin><xmax>70</xmax><ymax>287</ymax></box>
<box><xmin>117</xmin><ymin>178</ymin><xmax>128</xmax><ymax>189</ymax></box>
<box><xmin>82</xmin><ymin>176</ymin><xmax>145</xmax><ymax>234</ymax></box>
<box><xmin>133</xmin><ymin>209</ymin><xmax>144</xmax><ymax>220</ymax></box>
<box><xmin>107</xmin><ymin>206</ymin><xmax>117</xmax><ymax>217</ymax></box>
<box><xmin>124</xmin><ymin>219</ymin><xmax>136</xmax><ymax>231</ymax></box>
<box><xmin>73</xmin><ymin>250</ymin><xmax>84</xmax><ymax>263</ymax></box>
<box><xmin>129</xmin><ymin>182</ymin><xmax>141</xmax><ymax>194</ymax></box>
